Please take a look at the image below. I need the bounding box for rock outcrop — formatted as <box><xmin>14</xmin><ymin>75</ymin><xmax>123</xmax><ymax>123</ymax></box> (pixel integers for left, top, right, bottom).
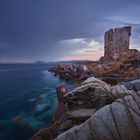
<box><xmin>49</xmin><ymin>27</ymin><xmax>140</xmax><ymax>85</ymax></box>
<box><xmin>97</xmin><ymin>49</ymin><xmax>140</xmax><ymax>81</ymax></box>
<box><xmin>49</xmin><ymin>48</ymin><xmax>140</xmax><ymax>85</ymax></box>
<box><xmin>33</xmin><ymin>26</ymin><xmax>140</xmax><ymax>140</ymax></box>
<box><xmin>63</xmin><ymin>77</ymin><xmax>139</xmax><ymax>120</ymax></box>
<box><xmin>55</xmin><ymin>93</ymin><xmax>140</xmax><ymax>140</ymax></box>
<box><xmin>54</xmin><ymin>78</ymin><xmax>140</xmax><ymax>140</ymax></box>
<box><xmin>52</xmin><ymin>84</ymin><xmax>68</xmax><ymax>123</ymax></box>
<box><xmin>32</xmin><ymin>77</ymin><xmax>140</xmax><ymax>140</ymax></box>
<box><xmin>49</xmin><ymin>62</ymin><xmax>97</xmax><ymax>85</ymax></box>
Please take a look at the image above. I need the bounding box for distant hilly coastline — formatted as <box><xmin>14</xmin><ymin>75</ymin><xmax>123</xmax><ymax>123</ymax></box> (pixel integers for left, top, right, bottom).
<box><xmin>32</xmin><ymin>60</ymin><xmax>96</xmax><ymax>66</ymax></box>
<box><xmin>0</xmin><ymin>60</ymin><xmax>96</xmax><ymax>65</ymax></box>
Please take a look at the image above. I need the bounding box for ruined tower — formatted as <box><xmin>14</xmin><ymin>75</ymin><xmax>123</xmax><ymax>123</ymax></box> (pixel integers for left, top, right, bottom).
<box><xmin>104</xmin><ymin>26</ymin><xmax>131</xmax><ymax>60</ymax></box>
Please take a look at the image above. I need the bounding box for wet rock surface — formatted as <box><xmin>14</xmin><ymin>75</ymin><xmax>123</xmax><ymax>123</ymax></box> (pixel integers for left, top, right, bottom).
<box><xmin>12</xmin><ymin>116</ymin><xmax>35</xmax><ymax>139</ymax></box>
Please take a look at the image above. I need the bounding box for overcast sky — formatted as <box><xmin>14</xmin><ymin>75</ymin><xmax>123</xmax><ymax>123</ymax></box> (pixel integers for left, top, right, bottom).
<box><xmin>0</xmin><ymin>0</ymin><xmax>140</xmax><ymax>63</ymax></box>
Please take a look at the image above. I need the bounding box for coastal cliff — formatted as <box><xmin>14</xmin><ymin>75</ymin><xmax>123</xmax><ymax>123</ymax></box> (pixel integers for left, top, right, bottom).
<box><xmin>49</xmin><ymin>26</ymin><xmax>140</xmax><ymax>85</ymax></box>
<box><xmin>32</xmin><ymin>26</ymin><xmax>140</xmax><ymax>140</ymax></box>
<box><xmin>32</xmin><ymin>77</ymin><xmax>140</xmax><ymax>140</ymax></box>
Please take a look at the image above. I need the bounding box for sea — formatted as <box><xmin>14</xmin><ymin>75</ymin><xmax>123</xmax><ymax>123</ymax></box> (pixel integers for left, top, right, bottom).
<box><xmin>0</xmin><ymin>64</ymin><xmax>76</xmax><ymax>140</ymax></box>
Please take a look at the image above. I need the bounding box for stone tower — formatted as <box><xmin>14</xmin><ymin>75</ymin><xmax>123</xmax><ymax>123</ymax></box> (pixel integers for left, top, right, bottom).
<box><xmin>104</xmin><ymin>26</ymin><xmax>131</xmax><ymax>60</ymax></box>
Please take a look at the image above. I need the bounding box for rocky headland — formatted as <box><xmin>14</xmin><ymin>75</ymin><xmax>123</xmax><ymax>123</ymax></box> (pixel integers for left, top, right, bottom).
<box><xmin>32</xmin><ymin>26</ymin><xmax>140</xmax><ymax>140</ymax></box>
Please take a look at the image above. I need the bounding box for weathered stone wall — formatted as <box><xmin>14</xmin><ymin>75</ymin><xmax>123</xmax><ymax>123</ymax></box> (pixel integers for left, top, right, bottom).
<box><xmin>104</xmin><ymin>26</ymin><xmax>131</xmax><ymax>60</ymax></box>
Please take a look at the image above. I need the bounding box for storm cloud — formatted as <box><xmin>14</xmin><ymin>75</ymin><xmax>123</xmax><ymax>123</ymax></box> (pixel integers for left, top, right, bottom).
<box><xmin>0</xmin><ymin>0</ymin><xmax>140</xmax><ymax>62</ymax></box>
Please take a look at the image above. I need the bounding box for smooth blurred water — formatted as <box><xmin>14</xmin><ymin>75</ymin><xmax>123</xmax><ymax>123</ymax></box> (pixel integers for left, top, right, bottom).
<box><xmin>0</xmin><ymin>64</ymin><xmax>75</xmax><ymax>140</ymax></box>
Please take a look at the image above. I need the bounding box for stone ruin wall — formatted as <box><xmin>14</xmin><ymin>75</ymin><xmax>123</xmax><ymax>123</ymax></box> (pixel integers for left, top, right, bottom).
<box><xmin>104</xmin><ymin>26</ymin><xmax>131</xmax><ymax>60</ymax></box>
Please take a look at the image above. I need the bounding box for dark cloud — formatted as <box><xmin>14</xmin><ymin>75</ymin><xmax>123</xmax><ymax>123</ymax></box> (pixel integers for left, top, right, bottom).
<box><xmin>0</xmin><ymin>0</ymin><xmax>140</xmax><ymax>62</ymax></box>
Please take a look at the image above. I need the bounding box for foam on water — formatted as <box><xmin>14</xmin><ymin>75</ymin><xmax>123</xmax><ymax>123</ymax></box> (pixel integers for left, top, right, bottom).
<box><xmin>0</xmin><ymin>64</ymin><xmax>76</xmax><ymax>140</ymax></box>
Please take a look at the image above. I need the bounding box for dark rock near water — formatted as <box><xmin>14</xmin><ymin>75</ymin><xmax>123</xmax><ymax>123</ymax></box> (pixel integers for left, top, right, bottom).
<box><xmin>32</xmin><ymin>128</ymin><xmax>53</xmax><ymax>140</ymax></box>
<box><xmin>52</xmin><ymin>84</ymin><xmax>68</xmax><ymax>123</ymax></box>
<box><xmin>12</xmin><ymin>116</ymin><xmax>35</xmax><ymax>139</ymax></box>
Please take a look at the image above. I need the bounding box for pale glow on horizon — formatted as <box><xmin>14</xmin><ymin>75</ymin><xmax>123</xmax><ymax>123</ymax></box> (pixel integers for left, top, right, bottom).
<box><xmin>61</xmin><ymin>54</ymin><xmax>103</xmax><ymax>61</ymax></box>
<box><xmin>0</xmin><ymin>57</ymin><xmax>29</xmax><ymax>63</ymax></box>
